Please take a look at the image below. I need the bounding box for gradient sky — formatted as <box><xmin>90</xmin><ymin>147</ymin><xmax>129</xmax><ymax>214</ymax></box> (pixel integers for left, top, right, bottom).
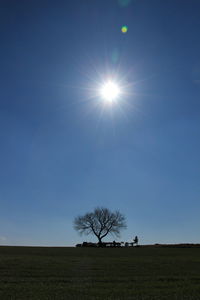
<box><xmin>1</xmin><ymin>0</ymin><xmax>200</xmax><ymax>246</ymax></box>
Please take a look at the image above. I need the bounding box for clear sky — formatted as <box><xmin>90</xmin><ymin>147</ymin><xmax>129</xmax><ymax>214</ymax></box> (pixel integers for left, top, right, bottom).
<box><xmin>0</xmin><ymin>0</ymin><xmax>200</xmax><ymax>246</ymax></box>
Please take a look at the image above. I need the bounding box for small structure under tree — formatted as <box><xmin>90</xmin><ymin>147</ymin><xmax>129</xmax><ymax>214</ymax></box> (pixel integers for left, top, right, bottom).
<box><xmin>74</xmin><ymin>207</ymin><xmax>126</xmax><ymax>245</ymax></box>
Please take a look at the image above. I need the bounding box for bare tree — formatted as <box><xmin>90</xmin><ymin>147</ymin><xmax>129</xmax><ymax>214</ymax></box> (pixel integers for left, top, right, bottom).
<box><xmin>74</xmin><ymin>207</ymin><xmax>126</xmax><ymax>245</ymax></box>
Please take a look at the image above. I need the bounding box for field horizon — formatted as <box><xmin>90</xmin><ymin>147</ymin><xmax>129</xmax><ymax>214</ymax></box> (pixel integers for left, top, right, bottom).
<box><xmin>1</xmin><ymin>243</ymin><xmax>200</xmax><ymax>248</ymax></box>
<box><xmin>1</xmin><ymin>245</ymin><xmax>200</xmax><ymax>299</ymax></box>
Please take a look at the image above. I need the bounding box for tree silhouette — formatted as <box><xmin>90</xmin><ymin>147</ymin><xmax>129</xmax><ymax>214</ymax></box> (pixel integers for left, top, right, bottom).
<box><xmin>74</xmin><ymin>207</ymin><xmax>126</xmax><ymax>245</ymax></box>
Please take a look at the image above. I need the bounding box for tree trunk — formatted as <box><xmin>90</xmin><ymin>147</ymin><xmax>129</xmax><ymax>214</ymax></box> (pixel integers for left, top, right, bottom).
<box><xmin>98</xmin><ymin>236</ymin><xmax>103</xmax><ymax>247</ymax></box>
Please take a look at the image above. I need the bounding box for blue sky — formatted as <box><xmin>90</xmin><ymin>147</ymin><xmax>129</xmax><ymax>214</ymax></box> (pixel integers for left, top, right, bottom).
<box><xmin>0</xmin><ymin>0</ymin><xmax>200</xmax><ymax>246</ymax></box>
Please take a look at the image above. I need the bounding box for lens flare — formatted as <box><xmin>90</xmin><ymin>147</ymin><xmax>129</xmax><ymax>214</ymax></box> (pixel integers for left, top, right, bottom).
<box><xmin>118</xmin><ymin>0</ymin><xmax>132</xmax><ymax>7</ymax></box>
<box><xmin>121</xmin><ymin>26</ymin><xmax>128</xmax><ymax>33</ymax></box>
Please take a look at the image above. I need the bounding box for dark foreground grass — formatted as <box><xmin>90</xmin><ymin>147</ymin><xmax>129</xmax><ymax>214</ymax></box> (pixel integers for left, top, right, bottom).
<box><xmin>0</xmin><ymin>246</ymin><xmax>200</xmax><ymax>300</ymax></box>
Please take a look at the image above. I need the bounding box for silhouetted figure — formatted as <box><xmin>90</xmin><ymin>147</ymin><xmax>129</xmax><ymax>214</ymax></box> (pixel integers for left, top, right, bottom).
<box><xmin>133</xmin><ymin>236</ymin><xmax>138</xmax><ymax>246</ymax></box>
<box><xmin>113</xmin><ymin>240</ymin><xmax>116</xmax><ymax>247</ymax></box>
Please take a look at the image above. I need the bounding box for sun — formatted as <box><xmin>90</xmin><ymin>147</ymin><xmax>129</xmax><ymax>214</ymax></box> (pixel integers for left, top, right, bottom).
<box><xmin>100</xmin><ymin>81</ymin><xmax>121</xmax><ymax>103</ymax></box>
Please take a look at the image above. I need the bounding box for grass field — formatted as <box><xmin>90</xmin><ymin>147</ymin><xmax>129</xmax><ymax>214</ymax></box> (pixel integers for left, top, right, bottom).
<box><xmin>1</xmin><ymin>245</ymin><xmax>200</xmax><ymax>300</ymax></box>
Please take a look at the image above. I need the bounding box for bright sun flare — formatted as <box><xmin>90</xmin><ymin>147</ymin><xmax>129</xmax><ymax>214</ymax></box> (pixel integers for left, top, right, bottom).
<box><xmin>100</xmin><ymin>81</ymin><xmax>120</xmax><ymax>102</ymax></box>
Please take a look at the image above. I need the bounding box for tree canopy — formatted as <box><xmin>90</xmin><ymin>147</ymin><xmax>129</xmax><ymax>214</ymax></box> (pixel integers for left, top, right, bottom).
<box><xmin>74</xmin><ymin>207</ymin><xmax>126</xmax><ymax>244</ymax></box>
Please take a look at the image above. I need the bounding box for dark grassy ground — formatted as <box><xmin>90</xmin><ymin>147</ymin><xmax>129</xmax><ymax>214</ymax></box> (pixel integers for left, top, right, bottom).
<box><xmin>0</xmin><ymin>246</ymin><xmax>200</xmax><ymax>300</ymax></box>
